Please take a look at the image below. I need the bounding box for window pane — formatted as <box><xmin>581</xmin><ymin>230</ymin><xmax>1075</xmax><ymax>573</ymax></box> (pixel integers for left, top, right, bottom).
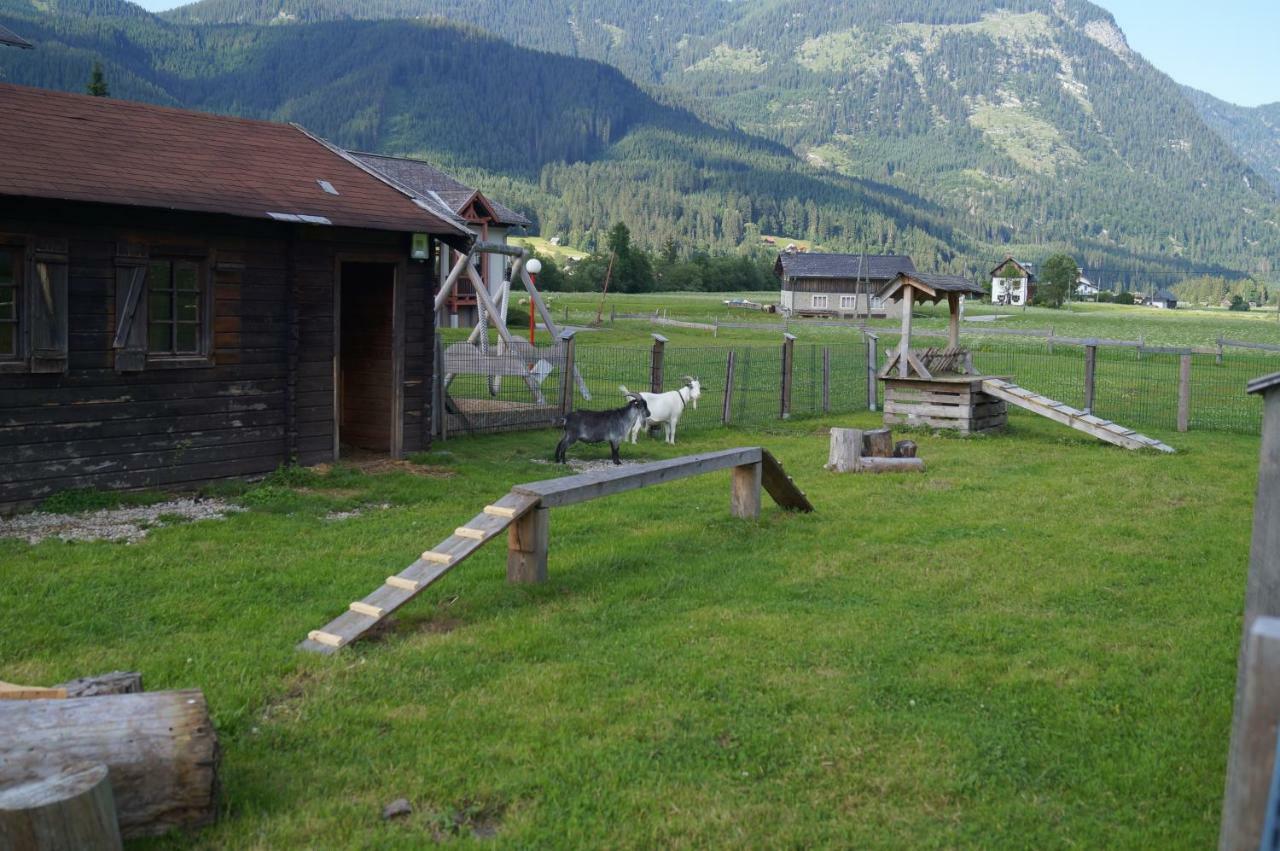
<box><xmin>149</xmin><ymin>322</ymin><xmax>171</xmax><ymax>352</ymax></box>
<box><xmin>0</xmin><ymin>286</ymin><xmax>12</xmax><ymax>320</ymax></box>
<box><xmin>149</xmin><ymin>289</ymin><xmax>172</xmax><ymax>320</ymax></box>
<box><xmin>0</xmin><ymin>323</ymin><xmax>11</xmax><ymax>356</ymax></box>
<box><xmin>148</xmin><ymin>260</ymin><xmax>171</xmax><ymax>292</ymax></box>
<box><xmin>176</xmin><ymin>323</ymin><xmax>197</xmax><ymax>353</ymax></box>
<box><xmin>176</xmin><ymin>291</ymin><xmax>198</xmax><ymax>321</ymax></box>
<box><xmin>0</xmin><ymin>250</ymin><xmax>11</xmax><ymax>283</ymax></box>
<box><xmin>175</xmin><ymin>262</ymin><xmax>199</xmax><ymax>291</ymax></box>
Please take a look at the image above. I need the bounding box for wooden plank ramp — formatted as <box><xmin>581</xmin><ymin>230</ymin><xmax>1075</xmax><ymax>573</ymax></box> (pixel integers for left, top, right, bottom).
<box><xmin>297</xmin><ymin>490</ymin><xmax>541</xmax><ymax>655</ymax></box>
<box><xmin>980</xmin><ymin>379</ymin><xmax>1175</xmax><ymax>453</ymax></box>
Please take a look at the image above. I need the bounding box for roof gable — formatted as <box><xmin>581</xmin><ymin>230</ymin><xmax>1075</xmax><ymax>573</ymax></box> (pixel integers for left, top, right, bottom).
<box><xmin>0</xmin><ymin>83</ymin><xmax>470</xmax><ymax>241</ymax></box>
<box><xmin>879</xmin><ymin>272</ymin><xmax>987</xmax><ymax>303</ymax></box>
<box><xmin>0</xmin><ymin>24</ymin><xmax>32</xmax><ymax>48</ymax></box>
<box><xmin>775</xmin><ymin>252</ymin><xmax>916</xmax><ymax>281</ymax></box>
<box><xmin>350</xmin><ymin>152</ymin><xmax>531</xmax><ymax>228</ymax></box>
<box><xmin>991</xmin><ymin>257</ymin><xmax>1035</xmax><ymax>279</ymax></box>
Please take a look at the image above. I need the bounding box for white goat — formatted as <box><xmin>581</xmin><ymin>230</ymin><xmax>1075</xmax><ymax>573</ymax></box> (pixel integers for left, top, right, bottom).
<box><xmin>619</xmin><ymin>376</ymin><xmax>702</xmax><ymax>445</ymax></box>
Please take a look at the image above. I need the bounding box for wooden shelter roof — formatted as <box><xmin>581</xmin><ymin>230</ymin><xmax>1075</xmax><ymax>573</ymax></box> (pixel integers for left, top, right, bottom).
<box><xmin>0</xmin><ymin>83</ymin><xmax>473</xmax><ymax>246</ymax></box>
<box><xmin>350</xmin><ymin>152</ymin><xmax>531</xmax><ymax>228</ymax></box>
<box><xmin>0</xmin><ymin>24</ymin><xmax>32</xmax><ymax>48</ymax></box>
<box><xmin>774</xmin><ymin>252</ymin><xmax>916</xmax><ymax>281</ymax></box>
<box><xmin>878</xmin><ymin>272</ymin><xmax>987</xmax><ymax>304</ymax></box>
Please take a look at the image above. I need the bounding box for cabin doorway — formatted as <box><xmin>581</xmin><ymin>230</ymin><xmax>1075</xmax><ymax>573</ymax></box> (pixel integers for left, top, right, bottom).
<box><xmin>337</xmin><ymin>261</ymin><xmax>401</xmax><ymax>458</ymax></box>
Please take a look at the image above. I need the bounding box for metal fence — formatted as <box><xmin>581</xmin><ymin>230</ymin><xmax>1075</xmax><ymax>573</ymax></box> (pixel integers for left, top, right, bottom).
<box><xmin>435</xmin><ymin>322</ymin><xmax>1275</xmax><ymax>440</ymax></box>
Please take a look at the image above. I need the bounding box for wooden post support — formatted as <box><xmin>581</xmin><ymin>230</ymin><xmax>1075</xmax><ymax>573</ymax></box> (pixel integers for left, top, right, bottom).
<box><xmin>0</xmin><ymin>763</ymin><xmax>122</xmax><ymax>851</ymax></box>
<box><xmin>821</xmin><ymin>347</ymin><xmax>831</xmax><ymax>413</ymax></box>
<box><xmin>730</xmin><ymin>462</ymin><xmax>762</xmax><ymax>520</ymax></box>
<box><xmin>650</xmin><ymin>333</ymin><xmax>667</xmax><ymax>394</ymax></box>
<box><xmin>1177</xmin><ymin>353</ymin><xmax>1191</xmax><ymax>432</ymax></box>
<box><xmin>947</xmin><ymin>292</ymin><xmax>960</xmax><ymax>349</ymax></box>
<box><xmin>866</xmin><ymin>333</ymin><xmax>878</xmax><ymax>412</ymax></box>
<box><xmin>898</xmin><ymin>287</ymin><xmax>914</xmax><ymax>378</ymax></box>
<box><xmin>1221</xmin><ymin>616</ymin><xmax>1280</xmax><ymax>851</ymax></box>
<box><xmin>1047</xmin><ymin>325</ymin><xmax>1055</xmax><ymax>355</ymax></box>
<box><xmin>1083</xmin><ymin>343</ymin><xmax>1097</xmax><ymax>415</ymax></box>
<box><xmin>722</xmin><ymin>350</ymin><xmax>736</xmax><ymax>425</ymax></box>
<box><xmin>432</xmin><ymin>333</ymin><xmax>446</xmax><ymax>441</ymax></box>
<box><xmin>559</xmin><ymin>330</ymin><xmax>576</xmax><ymax>418</ymax></box>
<box><xmin>507</xmin><ymin>506</ymin><xmax>549</xmax><ymax>584</ymax></box>
<box><xmin>1225</xmin><ymin>378</ymin><xmax>1280</xmax><ymax>847</ymax></box>
<box><xmin>780</xmin><ymin>333</ymin><xmax>796</xmax><ymax>419</ymax></box>
<box><xmin>1217</xmin><ymin>337</ymin><xmax>1225</xmax><ymax>365</ymax></box>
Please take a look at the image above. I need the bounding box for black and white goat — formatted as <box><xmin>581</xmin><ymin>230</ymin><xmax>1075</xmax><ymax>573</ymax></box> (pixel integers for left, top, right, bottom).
<box><xmin>555</xmin><ymin>392</ymin><xmax>651</xmax><ymax>465</ymax></box>
<box><xmin>619</xmin><ymin>377</ymin><xmax>702</xmax><ymax>445</ymax></box>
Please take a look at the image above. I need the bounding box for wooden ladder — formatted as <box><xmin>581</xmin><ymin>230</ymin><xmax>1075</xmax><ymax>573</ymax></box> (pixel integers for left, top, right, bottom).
<box><xmin>980</xmin><ymin>379</ymin><xmax>1175</xmax><ymax>453</ymax></box>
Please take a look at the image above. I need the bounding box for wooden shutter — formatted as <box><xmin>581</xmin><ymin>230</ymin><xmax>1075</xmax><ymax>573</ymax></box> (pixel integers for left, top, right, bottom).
<box><xmin>29</xmin><ymin>238</ymin><xmax>69</xmax><ymax>374</ymax></box>
<box><xmin>114</xmin><ymin>242</ymin><xmax>148</xmax><ymax>372</ymax></box>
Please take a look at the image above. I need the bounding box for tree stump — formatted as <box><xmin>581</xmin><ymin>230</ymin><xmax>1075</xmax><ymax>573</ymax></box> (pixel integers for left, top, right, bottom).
<box><xmin>0</xmin><ymin>763</ymin><xmax>122</xmax><ymax>851</ymax></box>
<box><xmin>0</xmin><ymin>690</ymin><xmax>219</xmax><ymax>839</ymax></box>
<box><xmin>825</xmin><ymin>428</ymin><xmax>864</xmax><ymax>472</ymax></box>
<box><xmin>56</xmin><ymin>672</ymin><xmax>143</xmax><ymax>698</ymax></box>
<box><xmin>893</xmin><ymin>440</ymin><xmax>918</xmax><ymax>458</ymax></box>
<box><xmin>863</xmin><ymin>428</ymin><xmax>894</xmax><ymax>458</ymax></box>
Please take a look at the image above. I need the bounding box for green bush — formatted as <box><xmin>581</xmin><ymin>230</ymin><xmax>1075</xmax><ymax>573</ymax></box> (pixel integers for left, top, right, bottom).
<box><xmin>1114</xmin><ymin>291</ymin><xmax>1135</xmax><ymax>305</ymax></box>
<box><xmin>1229</xmin><ymin>295</ymin><xmax>1250</xmax><ymax>312</ymax></box>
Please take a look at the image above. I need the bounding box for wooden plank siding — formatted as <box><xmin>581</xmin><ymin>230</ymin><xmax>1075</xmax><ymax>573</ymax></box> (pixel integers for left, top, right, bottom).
<box><xmin>0</xmin><ymin>199</ymin><xmax>436</xmax><ymax>512</ymax></box>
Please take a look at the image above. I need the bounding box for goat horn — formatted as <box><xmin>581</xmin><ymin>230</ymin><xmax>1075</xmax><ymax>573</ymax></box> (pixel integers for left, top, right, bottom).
<box><xmin>682</xmin><ymin>375</ymin><xmax>695</xmax><ymax>384</ymax></box>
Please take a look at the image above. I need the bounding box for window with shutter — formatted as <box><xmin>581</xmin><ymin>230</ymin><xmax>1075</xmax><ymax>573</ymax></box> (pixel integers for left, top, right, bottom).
<box><xmin>0</xmin><ymin>248</ymin><xmax>17</xmax><ymax>361</ymax></box>
<box><xmin>30</xmin><ymin>239</ymin><xmax>69</xmax><ymax>374</ymax></box>
<box><xmin>146</xmin><ymin>259</ymin><xmax>204</xmax><ymax>356</ymax></box>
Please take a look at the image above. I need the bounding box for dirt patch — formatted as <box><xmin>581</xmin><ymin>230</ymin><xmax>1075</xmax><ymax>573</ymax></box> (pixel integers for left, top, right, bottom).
<box><xmin>324</xmin><ymin>503</ymin><xmax>392</xmax><ymax>522</ymax></box>
<box><xmin>0</xmin><ymin>497</ymin><xmax>244</xmax><ymax>544</ymax></box>
<box><xmin>530</xmin><ymin>457</ymin><xmax>650</xmax><ymax>474</ymax></box>
<box><xmin>426</xmin><ymin>799</ymin><xmax>506</xmax><ymax>842</ymax></box>
<box><xmin>417</xmin><ymin>616</ymin><xmax>463</xmax><ymax>635</ymax></box>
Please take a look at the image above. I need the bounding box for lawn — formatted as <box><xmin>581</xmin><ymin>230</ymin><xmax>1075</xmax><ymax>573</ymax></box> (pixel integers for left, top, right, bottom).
<box><xmin>0</xmin><ymin>414</ymin><xmax>1256</xmax><ymax>848</ymax></box>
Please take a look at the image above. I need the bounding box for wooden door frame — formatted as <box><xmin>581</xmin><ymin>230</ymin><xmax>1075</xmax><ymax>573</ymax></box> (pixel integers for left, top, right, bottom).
<box><xmin>334</xmin><ymin>254</ymin><xmax>408</xmax><ymax>460</ymax></box>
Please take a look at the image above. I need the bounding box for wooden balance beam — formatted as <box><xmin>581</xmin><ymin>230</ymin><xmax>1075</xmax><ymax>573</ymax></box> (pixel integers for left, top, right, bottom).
<box><xmin>299</xmin><ymin>448</ymin><xmax>812</xmax><ymax>654</ymax></box>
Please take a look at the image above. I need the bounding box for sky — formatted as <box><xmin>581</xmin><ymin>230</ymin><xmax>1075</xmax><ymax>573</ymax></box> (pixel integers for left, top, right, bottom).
<box><xmin>130</xmin><ymin>0</ymin><xmax>1279</xmax><ymax>107</ymax></box>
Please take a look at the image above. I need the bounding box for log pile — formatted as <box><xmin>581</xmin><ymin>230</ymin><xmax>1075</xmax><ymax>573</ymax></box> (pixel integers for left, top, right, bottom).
<box><xmin>0</xmin><ymin>673</ymin><xmax>219</xmax><ymax>847</ymax></box>
<box><xmin>825</xmin><ymin>427</ymin><xmax>925</xmax><ymax>474</ymax></box>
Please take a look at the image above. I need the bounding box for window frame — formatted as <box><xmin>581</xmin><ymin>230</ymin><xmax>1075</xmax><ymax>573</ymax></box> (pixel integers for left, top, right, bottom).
<box><xmin>811</xmin><ymin>294</ymin><xmax>829</xmax><ymax>309</ymax></box>
<box><xmin>0</xmin><ymin>242</ymin><xmax>22</xmax><ymax>370</ymax></box>
<box><xmin>144</xmin><ymin>252</ymin><xmax>215</xmax><ymax>368</ymax></box>
<box><xmin>839</xmin><ymin>294</ymin><xmax>856</xmax><ymax>310</ymax></box>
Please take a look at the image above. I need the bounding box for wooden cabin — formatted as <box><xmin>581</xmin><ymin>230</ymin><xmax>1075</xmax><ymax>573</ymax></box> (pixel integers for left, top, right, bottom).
<box><xmin>774</xmin><ymin>252</ymin><xmax>915</xmax><ymax>319</ymax></box>
<box><xmin>990</xmin><ymin>257</ymin><xmax>1035</xmax><ymax>306</ymax></box>
<box><xmin>0</xmin><ymin>83</ymin><xmax>473</xmax><ymax>512</ymax></box>
<box><xmin>350</xmin><ymin>153</ymin><xmax>530</xmax><ymax>329</ymax></box>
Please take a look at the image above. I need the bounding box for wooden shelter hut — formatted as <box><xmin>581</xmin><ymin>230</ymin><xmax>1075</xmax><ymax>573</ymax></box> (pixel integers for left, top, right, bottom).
<box><xmin>876</xmin><ymin>272</ymin><xmax>1006</xmax><ymax>433</ymax></box>
<box><xmin>0</xmin><ymin>83</ymin><xmax>473</xmax><ymax>511</ymax></box>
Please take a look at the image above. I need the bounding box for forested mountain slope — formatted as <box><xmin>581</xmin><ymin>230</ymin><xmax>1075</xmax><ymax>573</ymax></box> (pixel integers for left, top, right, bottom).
<box><xmin>160</xmin><ymin>0</ymin><xmax>1280</xmax><ymax>279</ymax></box>
<box><xmin>1186</xmin><ymin>88</ymin><xmax>1280</xmax><ymax>195</ymax></box>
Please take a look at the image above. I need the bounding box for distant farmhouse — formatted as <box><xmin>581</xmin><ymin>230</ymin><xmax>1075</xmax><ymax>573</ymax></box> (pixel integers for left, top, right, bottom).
<box><xmin>774</xmin><ymin>251</ymin><xmax>916</xmax><ymax>319</ymax></box>
<box><xmin>1150</xmin><ymin>289</ymin><xmax>1178</xmax><ymax>309</ymax></box>
<box><xmin>0</xmin><ymin>23</ymin><xmax>32</xmax><ymax>48</ymax></box>
<box><xmin>990</xmin><ymin>257</ymin><xmax>1035</xmax><ymax>306</ymax></box>
<box><xmin>351</xmin><ymin>153</ymin><xmax>530</xmax><ymax>328</ymax></box>
<box><xmin>1075</xmin><ymin>275</ymin><xmax>1099</xmax><ymax>300</ymax></box>
<box><xmin>0</xmin><ymin>83</ymin><xmax>473</xmax><ymax>510</ymax></box>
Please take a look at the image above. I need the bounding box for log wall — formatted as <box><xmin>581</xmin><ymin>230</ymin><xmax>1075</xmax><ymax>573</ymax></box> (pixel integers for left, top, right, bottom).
<box><xmin>0</xmin><ymin>199</ymin><xmax>434</xmax><ymax>511</ymax></box>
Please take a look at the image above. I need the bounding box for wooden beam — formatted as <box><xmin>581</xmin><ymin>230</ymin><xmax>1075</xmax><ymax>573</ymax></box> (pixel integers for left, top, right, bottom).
<box><xmin>898</xmin><ymin>287</ymin><xmax>914</xmax><ymax>378</ymax></box>
<box><xmin>730</xmin><ymin>462</ymin><xmax>762</xmax><ymax>520</ymax></box>
<box><xmin>760</xmin><ymin>450</ymin><xmax>814</xmax><ymax>512</ymax></box>
<box><xmin>1178</xmin><ymin>353</ymin><xmax>1191</xmax><ymax>433</ymax></box>
<box><xmin>507</xmin><ymin>506</ymin><xmax>549</xmax><ymax>584</ymax></box>
<box><xmin>947</xmin><ymin>292</ymin><xmax>960</xmax><ymax>349</ymax></box>
<box><xmin>514</xmin><ymin>448</ymin><xmax>764</xmax><ymax>508</ymax></box>
<box><xmin>1221</xmin><ymin>616</ymin><xmax>1280</xmax><ymax>850</ymax></box>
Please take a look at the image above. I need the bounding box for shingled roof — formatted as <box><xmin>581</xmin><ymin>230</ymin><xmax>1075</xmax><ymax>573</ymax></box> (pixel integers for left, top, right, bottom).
<box><xmin>0</xmin><ymin>24</ymin><xmax>32</xmax><ymax>48</ymax></box>
<box><xmin>774</xmin><ymin>252</ymin><xmax>916</xmax><ymax>281</ymax></box>
<box><xmin>879</xmin><ymin>271</ymin><xmax>987</xmax><ymax>304</ymax></box>
<box><xmin>350</xmin><ymin>152</ymin><xmax>531</xmax><ymax>228</ymax></box>
<box><xmin>0</xmin><ymin>83</ymin><xmax>472</xmax><ymax>246</ymax></box>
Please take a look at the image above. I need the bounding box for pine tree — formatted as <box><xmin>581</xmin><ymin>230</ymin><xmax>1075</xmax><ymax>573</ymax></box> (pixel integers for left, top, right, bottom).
<box><xmin>86</xmin><ymin>62</ymin><xmax>110</xmax><ymax>97</ymax></box>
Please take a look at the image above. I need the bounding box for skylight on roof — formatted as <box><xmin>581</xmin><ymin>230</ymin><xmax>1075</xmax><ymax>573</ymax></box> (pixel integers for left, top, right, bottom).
<box><xmin>317</xmin><ymin>180</ymin><xmax>339</xmax><ymax>196</ymax></box>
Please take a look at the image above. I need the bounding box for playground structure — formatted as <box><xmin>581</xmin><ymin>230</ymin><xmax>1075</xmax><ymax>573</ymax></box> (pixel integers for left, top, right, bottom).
<box><xmin>878</xmin><ymin>272</ymin><xmax>1175</xmax><ymax>452</ymax></box>
<box><xmin>436</xmin><ymin>241</ymin><xmax>591</xmax><ymax>408</ymax></box>
<box><xmin>300</xmin><ymin>448</ymin><xmax>812</xmax><ymax>654</ymax></box>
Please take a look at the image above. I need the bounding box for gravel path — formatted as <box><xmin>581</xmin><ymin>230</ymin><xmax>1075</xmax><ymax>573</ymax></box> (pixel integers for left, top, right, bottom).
<box><xmin>0</xmin><ymin>498</ymin><xmax>245</xmax><ymax>544</ymax></box>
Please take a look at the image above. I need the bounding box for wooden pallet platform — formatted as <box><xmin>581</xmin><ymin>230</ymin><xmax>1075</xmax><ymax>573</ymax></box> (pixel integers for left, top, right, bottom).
<box><xmin>979</xmin><ymin>379</ymin><xmax>1175</xmax><ymax>453</ymax></box>
<box><xmin>882</xmin><ymin>376</ymin><xmax>1007</xmax><ymax>434</ymax></box>
<box><xmin>299</xmin><ymin>447</ymin><xmax>813</xmax><ymax>654</ymax></box>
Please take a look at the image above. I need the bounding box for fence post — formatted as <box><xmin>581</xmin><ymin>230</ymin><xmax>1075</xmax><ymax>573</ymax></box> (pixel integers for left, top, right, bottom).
<box><xmin>650</xmin><ymin>333</ymin><xmax>667</xmax><ymax>394</ymax></box>
<box><xmin>610</xmin><ymin>306</ymin><xmax>616</xmax><ymax>326</ymax></box>
<box><xmin>1083</xmin><ymin>342</ymin><xmax>1097</xmax><ymax>415</ymax></box>
<box><xmin>1048</xmin><ymin>326</ymin><xmax>1055</xmax><ymax>355</ymax></box>
<box><xmin>822</xmin><ymin>346</ymin><xmax>831</xmax><ymax>413</ymax></box>
<box><xmin>1137</xmin><ymin>334</ymin><xmax>1144</xmax><ymax>360</ymax></box>
<box><xmin>866</xmin><ymin>333</ymin><xmax>879</xmax><ymax>412</ymax></box>
<box><xmin>781</xmin><ymin>333</ymin><xmax>796</xmax><ymax>419</ymax></box>
<box><xmin>1217</xmin><ymin>336</ymin><xmax>1224</xmax><ymax>365</ymax></box>
<box><xmin>722</xmin><ymin>350</ymin><xmax>736</xmax><ymax>425</ymax></box>
<box><xmin>559</xmin><ymin>330</ymin><xmax>576</xmax><ymax>417</ymax></box>
<box><xmin>1178</xmin><ymin>353</ymin><xmax>1191</xmax><ymax>432</ymax></box>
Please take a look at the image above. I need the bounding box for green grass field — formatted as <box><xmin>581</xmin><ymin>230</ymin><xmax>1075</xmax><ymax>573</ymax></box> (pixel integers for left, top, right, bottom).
<box><xmin>0</xmin><ymin>415</ymin><xmax>1258</xmax><ymax>848</ymax></box>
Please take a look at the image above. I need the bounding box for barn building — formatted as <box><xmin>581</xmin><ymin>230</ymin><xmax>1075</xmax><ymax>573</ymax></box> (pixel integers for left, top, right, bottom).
<box><xmin>0</xmin><ymin>83</ymin><xmax>472</xmax><ymax>511</ymax></box>
<box><xmin>774</xmin><ymin>252</ymin><xmax>916</xmax><ymax>319</ymax></box>
<box><xmin>350</xmin><ymin>153</ymin><xmax>530</xmax><ymax>328</ymax></box>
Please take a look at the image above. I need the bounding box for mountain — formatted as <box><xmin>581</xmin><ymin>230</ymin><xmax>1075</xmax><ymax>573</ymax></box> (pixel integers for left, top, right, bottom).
<box><xmin>1185</xmin><ymin>87</ymin><xmax>1280</xmax><ymax>195</ymax></box>
<box><xmin>3</xmin><ymin>0</ymin><xmax>1277</xmax><ymax>282</ymax></box>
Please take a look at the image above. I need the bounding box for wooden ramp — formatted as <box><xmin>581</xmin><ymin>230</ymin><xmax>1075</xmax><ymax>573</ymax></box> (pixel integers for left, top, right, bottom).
<box><xmin>299</xmin><ymin>447</ymin><xmax>811</xmax><ymax>654</ymax></box>
<box><xmin>980</xmin><ymin>379</ymin><xmax>1175</xmax><ymax>453</ymax></box>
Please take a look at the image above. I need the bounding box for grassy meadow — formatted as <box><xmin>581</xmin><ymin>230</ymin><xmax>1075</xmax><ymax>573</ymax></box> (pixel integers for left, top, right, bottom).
<box><xmin>0</xmin><ymin>411</ymin><xmax>1261</xmax><ymax>848</ymax></box>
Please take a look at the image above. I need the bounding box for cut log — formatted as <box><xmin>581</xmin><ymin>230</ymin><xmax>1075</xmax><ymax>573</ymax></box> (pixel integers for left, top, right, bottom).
<box><xmin>863</xmin><ymin>428</ymin><xmax>894</xmax><ymax>458</ymax></box>
<box><xmin>825</xmin><ymin>428</ymin><xmax>864</xmax><ymax>473</ymax></box>
<box><xmin>0</xmin><ymin>762</ymin><xmax>122</xmax><ymax>851</ymax></box>
<box><xmin>856</xmin><ymin>457</ymin><xmax>925</xmax><ymax>474</ymax></box>
<box><xmin>0</xmin><ymin>682</ymin><xmax>67</xmax><ymax>701</ymax></box>
<box><xmin>56</xmin><ymin>673</ymin><xmax>143</xmax><ymax>699</ymax></box>
<box><xmin>893</xmin><ymin>440</ymin><xmax>918</xmax><ymax>458</ymax></box>
<box><xmin>0</xmin><ymin>690</ymin><xmax>219</xmax><ymax>840</ymax></box>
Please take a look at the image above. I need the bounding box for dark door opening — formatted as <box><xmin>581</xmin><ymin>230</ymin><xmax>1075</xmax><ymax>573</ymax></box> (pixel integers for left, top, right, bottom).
<box><xmin>339</xmin><ymin>262</ymin><xmax>397</xmax><ymax>456</ymax></box>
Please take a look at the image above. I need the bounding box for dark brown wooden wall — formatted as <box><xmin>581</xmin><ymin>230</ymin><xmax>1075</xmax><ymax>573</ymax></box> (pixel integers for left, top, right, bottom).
<box><xmin>0</xmin><ymin>199</ymin><xmax>435</xmax><ymax>512</ymax></box>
